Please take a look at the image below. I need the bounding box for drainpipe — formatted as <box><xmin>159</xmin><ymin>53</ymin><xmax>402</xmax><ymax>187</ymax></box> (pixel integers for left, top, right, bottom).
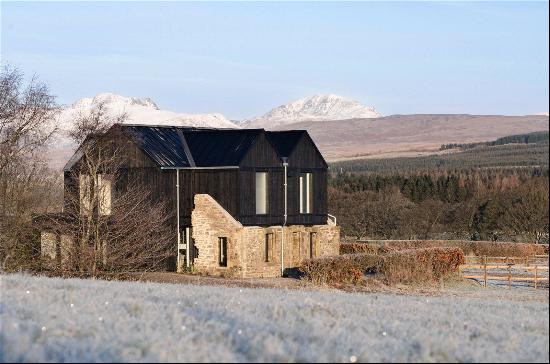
<box><xmin>176</xmin><ymin>169</ymin><xmax>181</xmax><ymax>272</ymax></box>
<box><xmin>281</xmin><ymin>158</ymin><xmax>288</xmax><ymax>277</ymax></box>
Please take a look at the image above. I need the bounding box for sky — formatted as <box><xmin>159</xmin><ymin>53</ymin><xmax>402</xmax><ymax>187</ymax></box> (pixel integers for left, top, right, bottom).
<box><xmin>1</xmin><ymin>1</ymin><xmax>548</xmax><ymax>119</ymax></box>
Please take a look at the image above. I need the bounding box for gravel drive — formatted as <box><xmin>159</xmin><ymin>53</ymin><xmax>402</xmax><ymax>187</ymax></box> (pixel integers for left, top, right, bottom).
<box><xmin>1</xmin><ymin>274</ymin><xmax>548</xmax><ymax>362</ymax></box>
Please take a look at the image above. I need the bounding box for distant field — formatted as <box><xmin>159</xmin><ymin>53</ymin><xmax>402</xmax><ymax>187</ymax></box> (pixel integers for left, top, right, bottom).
<box><xmin>1</xmin><ymin>274</ymin><xmax>549</xmax><ymax>362</ymax></box>
<box><xmin>330</xmin><ymin>142</ymin><xmax>549</xmax><ymax>174</ymax></box>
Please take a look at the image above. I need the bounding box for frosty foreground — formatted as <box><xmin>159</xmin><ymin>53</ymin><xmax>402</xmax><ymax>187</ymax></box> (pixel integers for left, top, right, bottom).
<box><xmin>1</xmin><ymin>274</ymin><xmax>548</xmax><ymax>362</ymax></box>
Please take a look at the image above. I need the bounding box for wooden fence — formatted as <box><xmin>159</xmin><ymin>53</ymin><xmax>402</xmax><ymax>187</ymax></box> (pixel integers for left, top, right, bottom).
<box><xmin>459</xmin><ymin>255</ymin><xmax>549</xmax><ymax>289</ymax></box>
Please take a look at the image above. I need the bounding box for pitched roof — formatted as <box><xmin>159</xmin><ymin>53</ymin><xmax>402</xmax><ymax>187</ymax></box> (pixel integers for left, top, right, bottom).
<box><xmin>122</xmin><ymin>125</ymin><xmax>264</xmax><ymax>168</ymax></box>
<box><xmin>265</xmin><ymin>130</ymin><xmax>307</xmax><ymax>158</ymax></box>
<box><xmin>183</xmin><ymin>129</ymin><xmax>262</xmax><ymax>167</ymax></box>
<box><xmin>125</xmin><ymin>126</ymin><xmax>192</xmax><ymax>168</ymax></box>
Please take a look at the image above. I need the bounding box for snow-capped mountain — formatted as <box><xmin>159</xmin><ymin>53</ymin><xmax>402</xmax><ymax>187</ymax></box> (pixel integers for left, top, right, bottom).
<box><xmin>58</xmin><ymin>93</ymin><xmax>238</xmax><ymax>139</ymax></box>
<box><xmin>244</xmin><ymin>94</ymin><xmax>381</xmax><ymax>128</ymax></box>
<box><xmin>48</xmin><ymin>93</ymin><xmax>238</xmax><ymax>167</ymax></box>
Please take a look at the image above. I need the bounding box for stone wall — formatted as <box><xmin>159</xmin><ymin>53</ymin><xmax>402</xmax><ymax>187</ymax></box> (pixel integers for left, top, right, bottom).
<box><xmin>191</xmin><ymin>194</ymin><xmax>340</xmax><ymax>278</ymax></box>
<box><xmin>191</xmin><ymin>194</ymin><xmax>244</xmax><ymax>276</ymax></box>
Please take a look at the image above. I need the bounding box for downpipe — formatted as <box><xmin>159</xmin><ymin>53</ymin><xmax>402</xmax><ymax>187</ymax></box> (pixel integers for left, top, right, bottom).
<box><xmin>281</xmin><ymin>158</ymin><xmax>288</xmax><ymax>277</ymax></box>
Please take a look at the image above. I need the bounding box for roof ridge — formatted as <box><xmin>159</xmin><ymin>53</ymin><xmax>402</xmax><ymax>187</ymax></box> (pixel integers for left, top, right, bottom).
<box><xmin>177</xmin><ymin>129</ymin><xmax>196</xmax><ymax>167</ymax></box>
<box><xmin>116</xmin><ymin>123</ymin><xmax>264</xmax><ymax>132</ymax></box>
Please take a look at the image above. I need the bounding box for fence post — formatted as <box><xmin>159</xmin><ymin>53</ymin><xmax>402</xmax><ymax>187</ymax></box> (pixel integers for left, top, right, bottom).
<box><xmin>534</xmin><ymin>266</ymin><xmax>538</xmax><ymax>290</ymax></box>
<box><xmin>484</xmin><ymin>255</ymin><xmax>487</xmax><ymax>287</ymax></box>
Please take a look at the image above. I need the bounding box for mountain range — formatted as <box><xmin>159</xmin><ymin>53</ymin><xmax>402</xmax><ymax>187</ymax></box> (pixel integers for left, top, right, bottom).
<box><xmin>48</xmin><ymin>92</ymin><xmax>549</xmax><ymax>167</ymax></box>
<box><xmin>58</xmin><ymin>93</ymin><xmax>237</xmax><ymax>133</ymax></box>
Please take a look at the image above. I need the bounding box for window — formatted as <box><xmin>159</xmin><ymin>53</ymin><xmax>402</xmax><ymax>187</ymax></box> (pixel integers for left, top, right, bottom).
<box><xmin>98</xmin><ymin>174</ymin><xmax>112</xmax><ymax>216</ymax></box>
<box><xmin>79</xmin><ymin>174</ymin><xmax>112</xmax><ymax>216</ymax></box>
<box><xmin>79</xmin><ymin>174</ymin><xmax>92</xmax><ymax>216</ymax></box>
<box><xmin>299</xmin><ymin>173</ymin><xmax>313</xmax><ymax>214</ymax></box>
<box><xmin>309</xmin><ymin>232</ymin><xmax>317</xmax><ymax>259</ymax></box>
<box><xmin>255</xmin><ymin>172</ymin><xmax>268</xmax><ymax>215</ymax></box>
<box><xmin>265</xmin><ymin>233</ymin><xmax>274</xmax><ymax>263</ymax></box>
<box><xmin>218</xmin><ymin>237</ymin><xmax>228</xmax><ymax>267</ymax></box>
<box><xmin>292</xmin><ymin>232</ymin><xmax>301</xmax><ymax>261</ymax></box>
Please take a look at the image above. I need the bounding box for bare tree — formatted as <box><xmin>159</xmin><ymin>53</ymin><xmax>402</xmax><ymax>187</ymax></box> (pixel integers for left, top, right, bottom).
<box><xmin>68</xmin><ymin>100</ymin><xmax>126</xmax><ymax>144</ymax></box>
<box><xmin>0</xmin><ymin>65</ymin><xmax>58</xmax><ymax>180</ymax></box>
<box><xmin>0</xmin><ymin>65</ymin><xmax>61</xmax><ymax>271</ymax></box>
<box><xmin>55</xmin><ymin>105</ymin><xmax>173</xmax><ymax>275</ymax></box>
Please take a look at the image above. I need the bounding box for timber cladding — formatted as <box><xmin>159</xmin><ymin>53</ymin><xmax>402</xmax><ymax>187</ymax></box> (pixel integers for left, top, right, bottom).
<box><xmin>63</xmin><ymin>125</ymin><xmax>330</xmax><ymax>228</ymax></box>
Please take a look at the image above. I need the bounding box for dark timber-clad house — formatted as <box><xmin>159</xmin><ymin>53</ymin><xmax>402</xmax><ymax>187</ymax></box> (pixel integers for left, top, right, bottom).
<box><xmin>42</xmin><ymin>124</ymin><xmax>340</xmax><ymax>278</ymax></box>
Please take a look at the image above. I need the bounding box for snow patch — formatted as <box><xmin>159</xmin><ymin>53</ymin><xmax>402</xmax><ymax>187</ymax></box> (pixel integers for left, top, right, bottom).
<box><xmin>244</xmin><ymin>94</ymin><xmax>381</xmax><ymax>128</ymax></box>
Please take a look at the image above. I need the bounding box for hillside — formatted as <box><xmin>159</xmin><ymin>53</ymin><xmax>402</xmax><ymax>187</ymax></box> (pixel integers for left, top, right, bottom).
<box><xmin>330</xmin><ymin>142</ymin><xmax>549</xmax><ymax>174</ymax></box>
<box><xmin>274</xmin><ymin>114</ymin><xmax>549</xmax><ymax>161</ymax></box>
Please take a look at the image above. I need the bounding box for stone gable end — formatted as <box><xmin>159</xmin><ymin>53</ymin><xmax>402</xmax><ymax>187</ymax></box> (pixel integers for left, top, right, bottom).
<box><xmin>192</xmin><ymin>194</ymin><xmax>340</xmax><ymax>278</ymax></box>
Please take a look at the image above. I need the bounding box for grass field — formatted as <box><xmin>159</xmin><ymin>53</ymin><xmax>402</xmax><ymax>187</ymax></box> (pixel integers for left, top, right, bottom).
<box><xmin>1</xmin><ymin>274</ymin><xmax>548</xmax><ymax>362</ymax></box>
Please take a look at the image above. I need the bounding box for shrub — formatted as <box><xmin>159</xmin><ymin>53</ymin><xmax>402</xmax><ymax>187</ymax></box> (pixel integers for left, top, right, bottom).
<box><xmin>300</xmin><ymin>247</ymin><xmax>464</xmax><ymax>287</ymax></box>
<box><xmin>341</xmin><ymin>240</ymin><xmax>548</xmax><ymax>258</ymax></box>
<box><xmin>340</xmin><ymin>243</ymin><xmax>381</xmax><ymax>255</ymax></box>
<box><xmin>299</xmin><ymin>254</ymin><xmax>379</xmax><ymax>286</ymax></box>
<box><xmin>377</xmin><ymin>247</ymin><xmax>464</xmax><ymax>285</ymax></box>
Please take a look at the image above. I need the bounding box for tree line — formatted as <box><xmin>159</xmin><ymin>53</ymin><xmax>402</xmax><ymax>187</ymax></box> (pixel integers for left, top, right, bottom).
<box><xmin>440</xmin><ymin>131</ymin><xmax>549</xmax><ymax>151</ymax></box>
<box><xmin>328</xmin><ymin>169</ymin><xmax>549</xmax><ymax>243</ymax></box>
<box><xmin>330</xmin><ymin>142</ymin><xmax>549</xmax><ymax>175</ymax></box>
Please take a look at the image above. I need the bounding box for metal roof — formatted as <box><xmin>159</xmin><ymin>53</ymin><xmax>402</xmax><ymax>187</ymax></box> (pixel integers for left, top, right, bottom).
<box><xmin>125</xmin><ymin>126</ymin><xmax>192</xmax><ymax>168</ymax></box>
<box><xmin>183</xmin><ymin>129</ymin><xmax>262</xmax><ymax>167</ymax></box>
<box><xmin>122</xmin><ymin>125</ymin><xmax>264</xmax><ymax>168</ymax></box>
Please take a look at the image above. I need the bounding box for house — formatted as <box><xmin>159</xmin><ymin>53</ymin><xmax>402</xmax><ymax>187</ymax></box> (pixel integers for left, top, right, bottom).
<box><xmin>40</xmin><ymin>124</ymin><xmax>340</xmax><ymax>278</ymax></box>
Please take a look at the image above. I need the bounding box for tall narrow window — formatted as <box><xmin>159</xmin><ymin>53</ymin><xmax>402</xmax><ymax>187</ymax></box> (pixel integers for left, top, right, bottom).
<box><xmin>218</xmin><ymin>237</ymin><xmax>228</xmax><ymax>267</ymax></box>
<box><xmin>265</xmin><ymin>233</ymin><xmax>274</xmax><ymax>263</ymax></box>
<box><xmin>309</xmin><ymin>232</ymin><xmax>317</xmax><ymax>259</ymax></box>
<box><xmin>97</xmin><ymin>174</ymin><xmax>112</xmax><ymax>216</ymax></box>
<box><xmin>292</xmin><ymin>232</ymin><xmax>301</xmax><ymax>263</ymax></box>
<box><xmin>299</xmin><ymin>173</ymin><xmax>312</xmax><ymax>214</ymax></box>
<box><xmin>79</xmin><ymin>174</ymin><xmax>92</xmax><ymax>216</ymax></box>
<box><xmin>255</xmin><ymin>172</ymin><xmax>268</xmax><ymax>214</ymax></box>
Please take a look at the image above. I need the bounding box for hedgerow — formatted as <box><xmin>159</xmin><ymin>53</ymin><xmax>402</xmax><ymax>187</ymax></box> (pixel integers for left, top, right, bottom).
<box><xmin>300</xmin><ymin>247</ymin><xmax>464</xmax><ymax>287</ymax></box>
<box><xmin>341</xmin><ymin>240</ymin><xmax>548</xmax><ymax>257</ymax></box>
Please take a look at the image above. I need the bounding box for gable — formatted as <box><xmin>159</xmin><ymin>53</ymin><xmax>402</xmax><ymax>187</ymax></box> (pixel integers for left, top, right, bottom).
<box><xmin>267</xmin><ymin>131</ymin><xmax>327</xmax><ymax>169</ymax></box>
<box><xmin>63</xmin><ymin>128</ymin><xmax>156</xmax><ymax>172</ymax></box>
<box><xmin>265</xmin><ymin>131</ymin><xmax>306</xmax><ymax>159</ymax></box>
<box><xmin>239</xmin><ymin>132</ymin><xmax>282</xmax><ymax>168</ymax></box>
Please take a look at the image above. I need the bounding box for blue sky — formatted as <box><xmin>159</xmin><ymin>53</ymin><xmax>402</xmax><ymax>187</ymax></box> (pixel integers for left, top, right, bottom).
<box><xmin>1</xmin><ymin>1</ymin><xmax>548</xmax><ymax>119</ymax></box>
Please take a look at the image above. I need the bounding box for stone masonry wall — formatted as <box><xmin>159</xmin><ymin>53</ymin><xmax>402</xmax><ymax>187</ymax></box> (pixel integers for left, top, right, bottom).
<box><xmin>191</xmin><ymin>194</ymin><xmax>244</xmax><ymax>277</ymax></box>
<box><xmin>192</xmin><ymin>194</ymin><xmax>340</xmax><ymax>278</ymax></box>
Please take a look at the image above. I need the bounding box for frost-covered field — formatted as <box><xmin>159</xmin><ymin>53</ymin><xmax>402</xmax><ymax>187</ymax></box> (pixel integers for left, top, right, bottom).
<box><xmin>1</xmin><ymin>274</ymin><xmax>548</xmax><ymax>363</ymax></box>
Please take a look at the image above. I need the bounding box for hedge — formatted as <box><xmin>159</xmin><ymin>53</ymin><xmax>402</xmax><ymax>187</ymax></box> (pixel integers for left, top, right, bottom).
<box><xmin>341</xmin><ymin>240</ymin><xmax>548</xmax><ymax>257</ymax></box>
<box><xmin>300</xmin><ymin>247</ymin><xmax>465</xmax><ymax>286</ymax></box>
